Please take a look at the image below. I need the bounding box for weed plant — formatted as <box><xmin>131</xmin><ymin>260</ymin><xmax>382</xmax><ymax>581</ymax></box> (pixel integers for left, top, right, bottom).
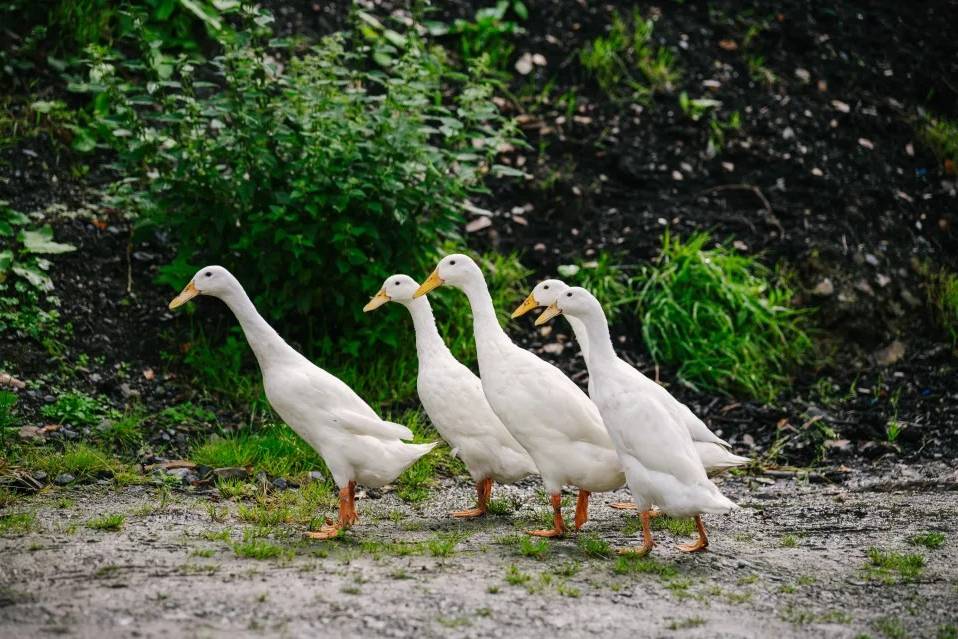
<box><xmin>636</xmin><ymin>232</ymin><xmax>812</xmax><ymax>401</ymax></box>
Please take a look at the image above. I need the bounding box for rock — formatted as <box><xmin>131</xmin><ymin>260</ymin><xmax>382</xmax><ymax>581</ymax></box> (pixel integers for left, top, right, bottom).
<box><xmin>811</xmin><ymin>278</ymin><xmax>834</xmax><ymax>296</ymax></box>
<box><xmin>54</xmin><ymin>473</ymin><xmax>75</xmax><ymax>486</ymax></box>
<box><xmin>366</xmin><ymin>488</ymin><xmax>382</xmax><ymax>499</ymax></box>
<box><xmin>794</xmin><ymin>68</ymin><xmax>811</xmax><ymax>83</ymax></box>
<box><xmin>465</xmin><ymin>217</ymin><xmax>492</xmax><ymax>233</ymax></box>
<box><xmin>195</xmin><ymin>465</ymin><xmax>212</xmax><ymax>479</ymax></box>
<box><xmin>60</xmin><ymin>427</ymin><xmax>78</xmax><ymax>440</ymax></box>
<box><xmin>271</xmin><ymin>477</ymin><xmax>288</xmax><ymax>491</ymax></box>
<box><xmin>873</xmin><ymin>340</ymin><xmax>906</xmax><ymax>366</ymax></box>
<box><xmin>167</xmin><ymin>468</ymin><xmax>193</xmax><ymax>484</ymax></box>
<box><xmin>514</xmin><ymin>52</ymin><xmax>534</xmax><ymax>75</ymax></box>
<box><xmin>32</xmin><ymin>470</ymin><xmax>48</xmax><ymax>484</ymax></box>
<box><xmin>542</xmin><ymin>342</ymin><xmax>564</xmax><ymax>355</ymax></box>
<box><xmin>831</xmin><ymin>99</ymin><xmax>851</xmax><ymax>113</ymax></box>
<box><xmin>18</xmin><ymin>425</ymin><xmax>43</xmax><ymax>441</ymax></box>
<box><xmin>0</xmin><ymin>373</ymin><xmax>26</xmax><ymax>390</ymax></box>
<box><xmin>307</xmin><ymin>470</ymin><xmax>325</xmax><ymax>482</ymax></box>
<box><xmin>212</xmin><ymin>467</ymin><xmax>249</xmax><ymax>480</ymax></box>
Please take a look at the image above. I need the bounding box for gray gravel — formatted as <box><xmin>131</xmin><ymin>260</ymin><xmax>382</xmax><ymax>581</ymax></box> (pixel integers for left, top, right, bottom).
<box><xmin>1</xmin><ymin>463</ymin><xmax>956</xmax><ymax>638</ymax></box>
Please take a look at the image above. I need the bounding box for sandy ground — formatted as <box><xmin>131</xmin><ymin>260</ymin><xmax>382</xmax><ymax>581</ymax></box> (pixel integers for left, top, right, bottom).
<box><xmin>1</xmin><ymin>464</ymin><xmax>956</xmax><ymax>639</ymax></box>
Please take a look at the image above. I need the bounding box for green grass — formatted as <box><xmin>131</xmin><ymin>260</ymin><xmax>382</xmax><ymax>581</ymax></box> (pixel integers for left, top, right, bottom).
<box><xmin>874</xmin><ymin>616</ymin><xmax>908</xmax><ymax>639</ymax></box>
<box><xmin>0</xmin><ymin>512</ymin><xmax>36</xmax><ymax>535</ymax></box>
<box><xmin>97</xmin><ymin>407</ymin><xmax>144</xmax><ymax>451</ymax></box>
<box><xmin>921</xmin><ymin>115</ymin><xmax>958</xmax><ymax>169</ymax></box>
<box><xmin>781</xmin><ymin>534</ymin><xmax>799</xmax><ymax>548</ymax></box>
<box><xmin>864</xmin><ymin>548</ymin><xmax>925</xmax><ymax>584</ymax></box>
<box><xmin>517</xmin><ymin>537</ymin><xmax>549</xmax><ymax>560</ymax></box>
<box><xmin>669</xmin><ymin>617</ymin><xmax>706</xmax><ymax>630</ymax></box>
<box><xmin>578</xmin><ymin>533</ymin><xmax>613</xmax><ymax>559</ymax></box>
<box><xmin>909</xmin><ymin>532</ymin><xmax>945</xmax><ymax>550</ymax></box>
<box><xmin>191</xmin><ymin>423</ymin><xmax>329</xmax><ymax>479</ymax></box>
<box><xmin>920</xmin><ymin>264</ymin><xmax>958</xmax><ymax>347</ymax></box>
<box><xmin>41</xmin><ymin>391</ymin><xmax>108</xmax><ymax>426</ymax></box>
<box><xmin>231</xmin><ymin>537</ymin><xmax>290</xmax><ymax>560</ymax></box>
<box><xmin>651</xmin><ymin>516</ymin><xmax>695</xmax><ymax>537</ymax></box>
<box><xmin>637</xmin><ymin>232</ymin><xmax>813</xmax><ymax>401</ymax></box>
<box><xmin>17</xmin><ymin>442</ymin><xmax>123</xmax><ymax>481</ymax></box>
<box><xmin>86</xmin><ymin>514</ymin><xmax>125</xmax><ymax>531</ymax></box>
<box><xmin>486</xmin><ymin>498</ymin><xmax>514</xmax><ymax>515</ymax></box>
<box><xmin>504</xmin><ymin>564</ymin><xmax>531</xmax><ymax>586</ymax></box>
<box><xmin>613</xmin><ymin>554</ymin><xmax>677</xmax><ymax>578</ymax></box>
<box><xmin>427</xmin><ymin>533</ymin><xmax>464</xmax><ymax>558</ymax></box>
<box><xmin>559</xmin><ymin>252</ymin><xmax>637</xmax><ymax>323</ymax></box>
<box><xmin>580</xmin><ymin>9</ymin><xmax>680</xmax><ymax>102</ymax></box>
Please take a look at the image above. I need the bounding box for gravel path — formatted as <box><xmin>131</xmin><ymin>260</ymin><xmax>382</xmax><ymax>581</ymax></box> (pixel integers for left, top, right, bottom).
<box><xmin>2</xmin><ymin>463</ymin><xmax>956</xmax><ymax>638</ymax></box>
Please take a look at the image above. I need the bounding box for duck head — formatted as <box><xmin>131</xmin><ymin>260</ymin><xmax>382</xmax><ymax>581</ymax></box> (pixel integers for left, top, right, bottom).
<box><xmin>413</xmin><ymin>254</ymin><xmax>481</xmax><ymax>297</ymax></box>
<box><xmin>168</xmin><ymin>265</ymin><xmax>238</xmax><ymax>309</ymax></box>
<box><xmin>511</xmin><ymin>278</ymin><xmax>570</xmax><ymax>319</ymax></box>
<box><xmin>535</xmin><ymin>286</ymin><xmax>603</xmax><ymax>326</ymax></box>
<box><xmin>363</xmin><ymin>274</ymin><xmax>421</xmax><ymax>311</ymax></box>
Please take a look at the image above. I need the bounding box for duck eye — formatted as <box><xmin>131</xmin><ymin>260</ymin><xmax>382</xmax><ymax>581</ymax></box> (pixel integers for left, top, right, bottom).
<box><xmin>566</xmin><ymin>292</ymin><xmax>573</xmax><ymax>297</ymax></box>
<box><xmin>450</xmin><ymin>260</ymin><xmax>457</xmax><ymax>266</ymax></box>
<box><xmin>205</xmin><ymin>272</ymin><xmax>212</xmax><ymax>277</ymax></box>
<box><xmin>544</xmin><ymin>285</ymin><xmax>549</xmax><ymax>289</ymax></box>
<box><xmin>394</xmin><ymin>281</ymin><xmax>400</xmax><ymax>286</ymax></box>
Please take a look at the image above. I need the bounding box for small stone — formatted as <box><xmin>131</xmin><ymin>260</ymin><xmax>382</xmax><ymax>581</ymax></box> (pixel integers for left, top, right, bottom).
<box><xmin>514</xmin><ymin>53</ymin><xmax>534</xmax><ymax>75</ymax></box>
<box><xmin>308</xmin><ymin>471</ymin><xmax>325</xmax><ymax>482</ymax></box>
<box><xmin>831</xmin><ymin>99</ymin><xmax>850</xmax><ymax>113</ymax></box>
<box><xmin>858</xmin><ymin>138</ymin><xmax>874</xmax><ymax>150</ymax></box>
<box><xmin>671</xmin><ymin>170</ymin><xmax>683</xmax><ymax>181</ymax></box>
<box><xmin>794</xmin><ymin>68</ymin><xmax>811</xmax><ymax>83</ymax></box>
<box><xmin>873</xmin><ymin>340</ymin><xmax>905</xmax><ymax>366</ymax></box>
<box><xmin>465</xmin><ymin>217</ymin><xmax>491</xmax><ymax>233</ymax></box>
<box><xmin>542</xmin><ymin>342</ymin><xmax>564</xmax><ymax>355</ymax></box>
<box><xmin>366</xmin><ymin>488</ymin><xmax>382</xmax><ymax>499</ymax></box>
<box><xmin>32</xmin><ymin>470</ymin><xmax>48</xmax><ymax>483</ymax></box>
<box><xmin>721</xmin><ymin>161</ymin><xmax>734</xmax><ymax>172</ymax></box>
<box><xmin>718</xmin><ymin>39</ymin><xmax>738</xmax><ymax>51</ymax></box>
<box><xmin>271</xmin><ymin>477</ymin><xmax>288</xmax><ymax>491</ymax></box>
<box><xmin>54</xmin><ymin>473</ymin><xmax>75</xmax><ymax>486</ymax></box>
<box><xmin>213</xmin><ymin>467</ymin><xmax>249</xmax><ymax>480</ymax></box>
<box><xmin>811</xmin><ymin>167</ymin><xmax>823</xmax><ymax>176</ymax></box>
<box><xmin>531</xmin><ymin>53</ymin><xmax>547</xmax><ymax>66</ymax></box>
<box><xmin>811</xmin><ymin>279</ymin><xmax>834</xmax><ymax>296</ymax></box>
<box><xmin>864</xmin><ymin>253</ymin><xmax>879</xmax><ymax>266</ymax></box>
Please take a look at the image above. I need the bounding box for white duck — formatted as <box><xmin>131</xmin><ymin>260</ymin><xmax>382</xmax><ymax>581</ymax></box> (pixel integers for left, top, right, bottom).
<box><xmin>414</xmin><ymin>255</ymin><xmax>625</xmax><ymax>537</ymax></box>
<box><xmin>363</xmin><ymin>274</ymin><xmax>537</xmax><ymax>517</ymax></box>
<box><xmin>537</xmin><ymin>287</ymin><xmax>738</xmax><ymax>554</ymax></box>
<box><xmin>169</xmin><ymin>266</ymin><xmax>436</xmax><ymax>539</ymax></box>
<box><xmin>513</xmin><ymin>279</ymin><xmax>749</xmax><ymax>477</ymax></box>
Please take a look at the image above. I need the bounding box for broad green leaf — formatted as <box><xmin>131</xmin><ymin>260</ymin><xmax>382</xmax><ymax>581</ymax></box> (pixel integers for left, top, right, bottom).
<box><xmin>12</xmin><ymin>264</ymin><xmax>53</xmax><ymax>291</ymax></box>
<box><xmin>20</xmin><ymin>226</ymin><xmax>76</xmax><ymax>255</ymax></box>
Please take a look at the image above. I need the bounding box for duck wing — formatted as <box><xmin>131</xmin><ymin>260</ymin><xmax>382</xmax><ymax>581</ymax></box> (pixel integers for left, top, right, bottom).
<box><xmin>330</xmin><ymin>408</ymin><xmax>414</xmax><ymax>442</ymax></box>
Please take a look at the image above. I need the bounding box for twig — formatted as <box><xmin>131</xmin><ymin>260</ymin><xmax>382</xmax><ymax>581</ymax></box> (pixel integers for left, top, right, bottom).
<box><xmin>704</xmin><ymin>183</ymin><xmax>785</xmax><ymax>238</ymax></box>
<box><xmin>126</xmin><ymin>223</ymin><xmax>133</xmax><ymax>295</ymax></box>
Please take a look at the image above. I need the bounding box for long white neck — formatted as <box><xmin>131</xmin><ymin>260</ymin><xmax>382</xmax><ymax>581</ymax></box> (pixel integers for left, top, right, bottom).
<box><xmin>458</xmin><ymin>276</ymin><xmax>512</xmax><ymax>355</ymax></box>
<box><xmin>400</xmin><ymin>297</ymin><xmax>453</xmax><ymax>363</ymax></box>
<box><xmin>217</xmin><ymin>285</ymin><xmax>301</xmax><ymax>371</ymax></box>
<box><xmin>576</xmin><ymin>307</ymin><xmax>618</xmax><ymax>372</ymax></box>
<box><xmin>564</xmin><ymin>315</ymin><xmax>591</xmax><ymax>361</ymax></box>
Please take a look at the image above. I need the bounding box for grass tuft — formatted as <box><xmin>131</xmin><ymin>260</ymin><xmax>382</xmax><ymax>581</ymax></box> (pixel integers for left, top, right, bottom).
<box><xmin>613</xmin><ymin>554</ymin><xmax>677</xmax><ymax>578</ymax></box>
<box><xmin>86</xmin><ymin>514</ymin><xmax>125</xmax><ymax>531</ymax></box>
<box><xmin>578</xmin><ymin>533</ymin><xmax>613</xmax><ymax>559</ymax></box>
<box><xmin>517</xmin><ymin>537</ymin><xmax>549</xmax><ymax>560</ymax></box>
<box><xmin>864</xmin><ymin>548</ymin><xmax>925</xmax><ymax>584</ymax></box>
<box><xmin>0</xmin><ymin>512</ymin><xmax>37</xmax><ymax>535</ymax></box>
<box><xmin>920</xmin><ymin>263</ymin><xmax>958</xmax><ymax>347</ymax></box>
<box><xmin>909</xmin><ymin>532</ymin><xmax>945</xmax><ymax>550</ymax></box>
<box><xmin>191</xmin><ymin>424</ymin><xmax>329</xmax><ymax>479</ymax></box>
<box><xmin>637</xmin><ymin>232</ymin><xmax>812</xmax><ymax>401</ymax></box>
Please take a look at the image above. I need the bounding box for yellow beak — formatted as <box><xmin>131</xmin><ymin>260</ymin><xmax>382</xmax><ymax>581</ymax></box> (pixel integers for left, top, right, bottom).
<box><xmin>413</xmin><ymin>270</ymin><xmax>443</xmax><ymax>298</ymax></box>
<box><xmin>169</xmin><ymin>281</ymin><xmax>200</xmax><ymax>310</ymax></box>
<box><xmin>535</xmin><ymin>302</ymin><xmax>562</xmax><ymax>326</ymax></box>
<box><xmin>511</xmin><ymin>293</ymin><xmax>540</xmax><ymax>319</ymax></box>
<box><xmin>363</xmin><ymin>289</ymin><xmax>391</xmax><ymax>312</ymax></box>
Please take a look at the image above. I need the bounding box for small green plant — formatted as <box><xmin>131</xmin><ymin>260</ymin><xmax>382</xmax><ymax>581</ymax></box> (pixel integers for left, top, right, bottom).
<box><xmin>580</xmin><ymin>10</ymin><xmax>680</xmax><ymax>102</ymax></box>
<box><xmin>0</xmin><ymin>200</ymin><xmax>74</xmax><ymax>353</ymax></box>
<box><xmin>0</xmin><ymin>512</ymin><xmax>36</xmax><ymax>535</ymax></box>
<box><xmin>909</xmin><ymin>532</ymin><xmax>945</xmax><ymax>550</ymax></box>
<box><xmin>578</xmin><ymin>533</ymin><xmax>613</xmax><ymax>559</ymax></box>
<box><xmin>921</xmin><ymin>115</ymin><xmax>958</xmax><ymax>171</ymax></box>
<box><xmin>86</xmin><ymin>514</ymin><xmax>125</xmax><ymax>531</ymax></box>
<box><xmin>864</xmin><ymin>548</ymin><xmax>925</xmax><ymax>584</ymax></box>
<box><xmin>427</xmin><ymin>533</ymin><xmax>463</xmax><ymax>558</ymax></box>
<box><xmin>19</xmin><ymin>442</ymin><xmax>122</xmax><ymax>480</ymax></box>
<box><xmin>517</xmin><ymin>537</ymin><xmax>549</xmax><ymax>560</ymax></box>
<box><xmin>558</xmin><ymin>253</ymin><xmax>636</xmax><ymax>323</ymax></box>
<box><xmin>432</xmin><ymin>1</ymin><xmax>526</xmax><ymax>72</ymax></box>
<box><xmin>938</xmin><ymin>624</ymin><xmax>957</xmax><ymax>639</ymax></box>
<box><xmin>781</xmin><ymin>534</ymin><xmax>798</xmax><ymax>548</ymax></box>
<box><xmin>232</xmin><ymin>537</ymin><xmax>290</xmax><ymax>560</ymax></box>
<box><xmin>874</xmin><ymin>617</ymin><xmax>908</xmax><ymax>639</ymax></box>
<box><xmin>636</xmin><ymin>232</ymin><xmax>813</xmax><ymax>401</ymax></box>
<box><xmin>98</xmin><ymin>408</ymin><xmax>145</xmax><ymax>451</ymax></box>
<box><xmin>41</xmin><ymin>391</ymin><xmax>107</xmax><ymax>427</ymax></box>
<box><xmin>504</xmin><ymin>564</ymin><xmax>531</xmax><ymax>586</ymax></box>
<box><xmin>746</xmin><ymin>54</ymin><xmax>777</xmax><ymax>85</ymax></box>
<box><xmin>920</xmin><ymin>264</ymin><xmax>958</xmax><ymax>347</ymax></box>
<box><xmin>651</xmin><ymin>516</ymin><xmax>696</xmax><ymax>537</ymax></box>
<box><xmin>0</xmin><ymin>390</ymin><xmax>17</xmax><ymax>449</ymax></box>
<box><xmin>613</xmin><ymin>554</ymin><xmax>677</xmax><ymax>578</ymax></box>
<box><xmin>669</xmin><ymin>617</ymin><xmax>706</xmax><ymax>630</ymax></box>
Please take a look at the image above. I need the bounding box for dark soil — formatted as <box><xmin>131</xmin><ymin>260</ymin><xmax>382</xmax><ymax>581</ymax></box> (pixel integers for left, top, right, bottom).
<box><xmin>2</xmin><ymin>0</ymin><xmax>957</xmax><ymax>467</ymax></box>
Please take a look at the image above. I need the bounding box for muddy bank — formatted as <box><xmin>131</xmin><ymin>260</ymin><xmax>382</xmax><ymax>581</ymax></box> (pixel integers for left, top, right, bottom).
<box><xmin>2</xmin><ymin>464</ymin><xmax>955</xmax><ymax>638</ymax></box>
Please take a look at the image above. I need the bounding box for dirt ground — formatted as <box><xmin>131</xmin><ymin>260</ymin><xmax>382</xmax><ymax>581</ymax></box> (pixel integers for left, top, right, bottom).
<box><xmin>2</xmin><ymin>464</ymin><xmax>955</xmax><ymax>639</ymax></box>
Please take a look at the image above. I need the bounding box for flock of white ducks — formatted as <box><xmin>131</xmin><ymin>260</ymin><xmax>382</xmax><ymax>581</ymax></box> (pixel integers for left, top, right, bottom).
<box><xmin>169</xmin><ymin>255</ymin><xmax>746</xmax><ymax>552</ymax></box>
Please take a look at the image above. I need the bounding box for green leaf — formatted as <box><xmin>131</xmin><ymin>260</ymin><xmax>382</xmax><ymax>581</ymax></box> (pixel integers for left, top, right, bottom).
<box><xmin>178</xmin><ymin>0</ymin><xmax>222</xmax><ymax>31</ymax></box>
<box><xmin>20</xmin><ymin>227</ymin><xmax>76</xmax><ymax>255</ymax></box>
<box><xmin>0</xmin><ymin>250</ymin><xmax>12</xmax><ymax>272</ymax></box>
<box><xmin>12</xmin><ymin>264</ymin><xmax>53</xmax><ymax>291</ymax></box>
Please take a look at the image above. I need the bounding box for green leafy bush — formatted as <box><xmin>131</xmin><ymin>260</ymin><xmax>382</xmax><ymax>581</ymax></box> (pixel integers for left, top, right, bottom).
<box><xmin>427</xmin><ymin>1</ymin><xmax>527</xmax><ymax>73</ymax></box>
<box><xmin>636</xmin><ymin>232</ymin><xmax>812</xmax><ymax>401</ymax></box>
<box><xmin>920</xmin><ymin>264</ymin><xmax>958</xmax><ymax>347</ymax></box>
<box><xmin>0</xmin><ymin>201</ymin><xmax>74</xmax><ymax>351</ymax></box>
<box><xmin>81</xmin><ymin>11</ymin><xmax>517</xmax><ymax>359</ymax></box>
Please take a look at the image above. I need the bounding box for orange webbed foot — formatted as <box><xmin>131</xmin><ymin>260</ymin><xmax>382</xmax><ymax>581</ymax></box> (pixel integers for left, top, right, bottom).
<box><xmin>527</xmin><ymin>528</ymin><xmax>564</xmax><ymax>538</ymax></box>
<box><xmin>609</xmin><ymin>501</ymin><xmax>638</xmax><ymax>510</ymax></box>
<box><xmin>450</xmin><ymin>507</ymin><xmax>485</xmax><ymax>519</ymax></box>
<box><xmin>305</xmin><ymin>519</ymin><xmax>343</xmax><ymax>540</ymax></box>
